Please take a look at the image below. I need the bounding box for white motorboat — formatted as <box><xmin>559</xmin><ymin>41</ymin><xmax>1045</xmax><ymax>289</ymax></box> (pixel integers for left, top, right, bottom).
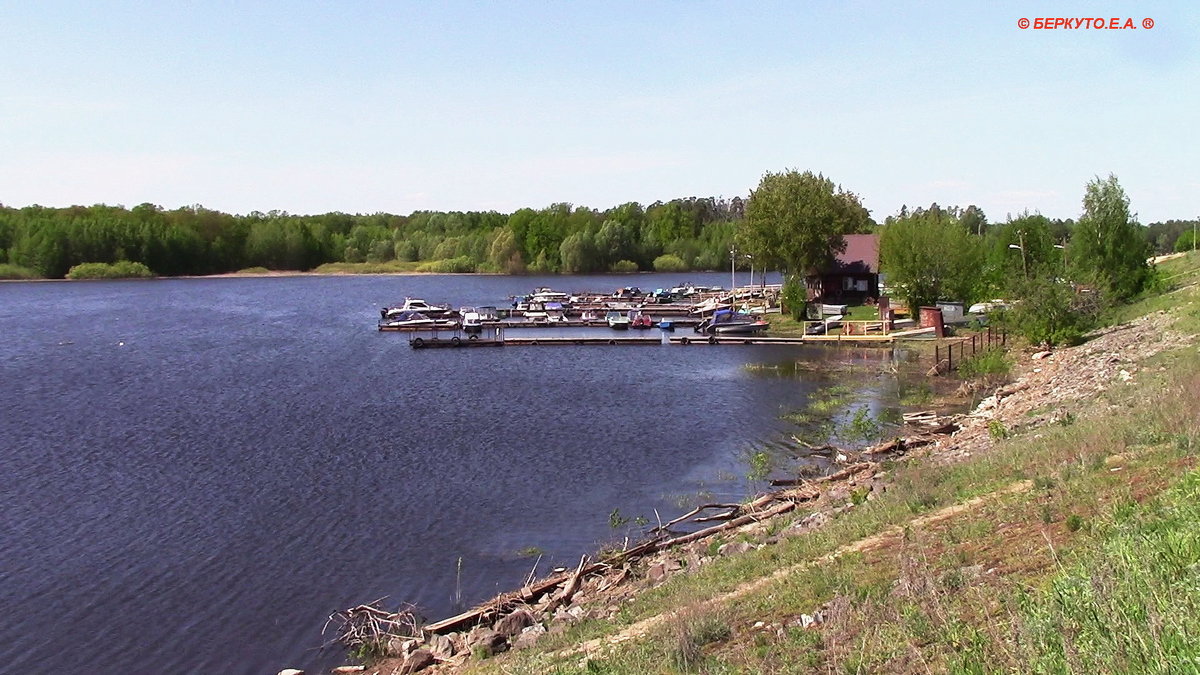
<box><xmin>606</xmin><ymin>311</ymin><xmax>631</xmax><ymax>330</ymax></box>
<box><xmin>384</xmin><ymin>298</ymin><xmax>456</xmax><ymax>319</ymax></box>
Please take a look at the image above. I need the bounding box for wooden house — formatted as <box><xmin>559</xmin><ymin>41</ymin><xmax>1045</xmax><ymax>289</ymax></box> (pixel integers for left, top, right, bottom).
<box><xmin>806</xmin><ymin>234</ymin><xmax>880</xmax><ymax>302</ymax></box>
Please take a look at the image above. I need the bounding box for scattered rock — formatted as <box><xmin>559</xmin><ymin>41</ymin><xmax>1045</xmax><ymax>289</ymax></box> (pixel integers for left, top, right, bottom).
<box><xmin>513</xmin><ymin>623</ymin><xmax>547</xmax><ymax>649</ymax></box>
<box><xmin>1031</xmin><ymin>350</ymin><xmax>1052</xmax><ymax>360</ymax></box>
<box><xmin>332</xmin><ymin>667</ymin><xmax>366</xmax><ymax>674</ymax></box>
<box><xmin>427</xmin><ymin>632</ymin><xmax>456</xmax><ymax>660</ymax></box>
<box><xmin>647</xmin><ymin>561</ymin><xmax>669</xmax><ymax>582</ymax></box>
<box><xmin>400</xmin><ymin>648</ymin><xmax>435</xmax><ymax>674</ymax></box>
<box><xmin>465</xmin><ymin>627</ymin><xmax>509</xmax><ymax>657</ymax></box>
<box><xmin>717</xmin><ymin>541</ymin><xmax>754</xmax><ymax>556</ymax></box>
<box><xmin>494</xmin><ymin>609</ymin><xmax>535</xmax><ymax>637</ymax></box>
<box><xmin>1119</xmin><ymin>369</ymin><xmax>1133</xmax><ymax>381</ymax></box>
<box><xmin>568</xmin><ymin>605</ymin><xmax>588</xmax><ymax>620</ymax></box>
<box><xmin>277</xmin><ymin>670</ymin><xmax>304</xmax><ymax>675</ymax></box>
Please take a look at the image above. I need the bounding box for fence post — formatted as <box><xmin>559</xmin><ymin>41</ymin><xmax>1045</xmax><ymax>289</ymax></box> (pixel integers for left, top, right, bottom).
<box><xmin>948</xmin><ymin>343</ymin><xmax>953</xmax><ymax>372</ymax></box>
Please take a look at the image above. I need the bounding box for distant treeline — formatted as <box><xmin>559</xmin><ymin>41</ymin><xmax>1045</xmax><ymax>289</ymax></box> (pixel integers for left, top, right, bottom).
<box><xmin>0</xmin><ymin>198</ymin><xmax>1192</xmax><ymax>279</ymax></box>
<box><xmin>0</xmin><ymin>198</ymin><xmax>748</xmax><ymax>278</ymax></box>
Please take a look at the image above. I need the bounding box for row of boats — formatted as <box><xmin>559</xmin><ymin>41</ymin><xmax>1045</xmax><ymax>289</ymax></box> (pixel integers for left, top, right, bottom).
<box><xmin>379</xmin><ymin>286</ymin><xmax>774</xmax><ymax>335</ymax></box>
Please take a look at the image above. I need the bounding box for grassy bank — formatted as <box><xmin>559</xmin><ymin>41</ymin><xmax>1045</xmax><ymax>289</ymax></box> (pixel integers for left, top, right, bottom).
<box><xmin>455</xmin><ymin>252</ymin><xmax>1200</xmax><ymax>674</ymax></box>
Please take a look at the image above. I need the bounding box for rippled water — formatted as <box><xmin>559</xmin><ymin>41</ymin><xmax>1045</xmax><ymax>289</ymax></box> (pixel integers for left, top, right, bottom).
<box><xmin>0</xmin><ymin>272</ymin><xmax>901</xmax><ymax>674</ymax></box>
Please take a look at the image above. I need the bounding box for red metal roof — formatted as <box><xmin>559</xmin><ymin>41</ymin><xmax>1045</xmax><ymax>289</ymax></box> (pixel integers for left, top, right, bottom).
<box><xmin>834</xmin><ymin>234</ymin><xmax>879</xmax><ymax>273</ymax></box>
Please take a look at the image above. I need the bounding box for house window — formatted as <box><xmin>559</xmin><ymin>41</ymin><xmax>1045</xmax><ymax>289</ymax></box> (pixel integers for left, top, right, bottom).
<box><xmin>842</xmin><ymin>277</ymin><xmax>855</xmax><ymax>291</ymax></box>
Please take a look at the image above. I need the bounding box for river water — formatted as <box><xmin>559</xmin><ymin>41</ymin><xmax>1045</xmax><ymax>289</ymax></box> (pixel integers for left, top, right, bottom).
<box><xmin>0</xmin><ymin>272</ymin><xmax>903</xmax><ymax>674</ymax></box>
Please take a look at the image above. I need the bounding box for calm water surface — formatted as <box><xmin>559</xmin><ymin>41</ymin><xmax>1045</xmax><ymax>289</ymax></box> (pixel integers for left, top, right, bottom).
<box><xmin>0</xmin><ymin>273</ymin><xmax>900</xmax><ymax>674</ymax></box>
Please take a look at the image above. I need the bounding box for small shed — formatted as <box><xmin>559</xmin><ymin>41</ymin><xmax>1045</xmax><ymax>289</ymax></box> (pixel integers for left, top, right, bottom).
<box><xmin>807</xmin><ymin>234</ymin><xmax>881</xmax><ymax>303</ymax></box>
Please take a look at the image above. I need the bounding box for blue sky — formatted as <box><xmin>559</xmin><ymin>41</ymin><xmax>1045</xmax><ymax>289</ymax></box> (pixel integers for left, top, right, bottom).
<box><xmin>1</xmin><ymin>1</ymin><xmax>1196</xmax><ymax>223</ymax></box>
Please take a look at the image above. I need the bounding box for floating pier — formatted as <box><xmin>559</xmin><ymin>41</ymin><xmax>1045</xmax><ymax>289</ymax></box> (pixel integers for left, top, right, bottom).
<box><xmin>408</xmin><ymin>334</ymin><xmax>663</xmax><ymax>349</ymax></box>
<box><xmin>504</xmin><ymin>336</ymin><xmax>662</xmax><ymax>346</ymax></box>
<box><xmin>669</xmin><ymin>334</ymin><xmax>896</xmax><ymax>346</ymax></box>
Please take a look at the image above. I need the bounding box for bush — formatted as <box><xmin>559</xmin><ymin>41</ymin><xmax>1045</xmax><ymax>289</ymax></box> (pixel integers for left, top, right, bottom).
<box><xmin>781</xmin><ymin>275</ymin><xmax>807</xmax><ymax>320</ymax></box>
<box><xmin>653</xmin><ymin>254</ymin><xmax>689</xmax><ymax>273</ymax></box>
<box><xmin>957</xmin><ymin>348</ymin><xmax>1011</xmax><ymax>378</ymax></box>
<box><xmin>415</xmin><ymin>256</ymin><xmax>476</xmax><ymax>273</ymax></box>
<box><xmin>0</xmin><ymin>263</ymin><xmax>39</xmax><ymax>280</ymax></box>
<box><xmin>66</xmin><ymin>261</ymin><xmax>155</xmax><ymax>279</ymax></box>
<box><xmin>610</xmin><ymin>259</ymin><xmax>639</xmax><ymax>273</ymax></box>
<box><xmin>1005</xmin><ymin>277</ymin><xmax>1099</xmax><ymax>349</ymax></box>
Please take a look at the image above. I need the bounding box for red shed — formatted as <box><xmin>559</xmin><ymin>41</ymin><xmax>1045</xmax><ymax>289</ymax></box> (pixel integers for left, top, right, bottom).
<box><xmin>806</xmin><ymin>234</ymin><xmax>880</xmax><ymax>302</ymax></box>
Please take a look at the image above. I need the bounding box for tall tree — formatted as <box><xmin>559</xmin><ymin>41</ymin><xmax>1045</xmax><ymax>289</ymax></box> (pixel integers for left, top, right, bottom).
<box><xmin>740</xmin><ymin>170</ymin><xmax>871</xmax><ymax>280</ymax></box>
<box><xmin>879</xmin><ymin>206</ymin><xmax>984</xmax><ymax>311</ymax></box>
<box><xmin>1067</xmin><ymin>174</ymin><xmax>1149</xmax><ymax>301</ymax></box>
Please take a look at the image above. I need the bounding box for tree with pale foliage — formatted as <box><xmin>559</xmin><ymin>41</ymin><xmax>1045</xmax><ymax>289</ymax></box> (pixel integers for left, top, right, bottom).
<box><xmin>1067</xmin><ymin>174</ymin><xmax>1150</xmax><ymax>301</ymax></box>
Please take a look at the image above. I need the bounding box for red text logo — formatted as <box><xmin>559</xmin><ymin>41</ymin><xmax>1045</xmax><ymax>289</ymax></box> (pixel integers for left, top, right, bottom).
<box><xmin>1018</xmin><ymin>17</ymin><xmax>1154</xmax><ymax>30</ymax></box>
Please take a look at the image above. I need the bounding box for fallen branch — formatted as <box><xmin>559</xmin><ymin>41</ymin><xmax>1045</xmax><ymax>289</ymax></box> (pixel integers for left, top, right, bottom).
<box><xmin>816</xmin><ymin>462</ymin><xmax>875</xmax><ymax>483</ymax></box>
<box><xmin>652</xmin><ymin>503</ymin><xmax>744</xmax><ymax>533</ymax></box>
<box><xmin>546</xmin><ymin>555</ymin><xmax>589</xmax><ymax>613</ymax></box>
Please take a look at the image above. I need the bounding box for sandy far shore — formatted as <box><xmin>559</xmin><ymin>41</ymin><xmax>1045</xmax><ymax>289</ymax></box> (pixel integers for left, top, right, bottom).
<box><xmin>0</xmin><ymin>270</ymin><xmax>503</xmax><ymax>282</ymax></box>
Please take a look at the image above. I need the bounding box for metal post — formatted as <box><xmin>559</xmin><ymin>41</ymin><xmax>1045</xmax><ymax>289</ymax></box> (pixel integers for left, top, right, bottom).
<box><xmin>730</xmin><ymin>247</ymin><xmax>736</xmax><ymax>300</ymax></box>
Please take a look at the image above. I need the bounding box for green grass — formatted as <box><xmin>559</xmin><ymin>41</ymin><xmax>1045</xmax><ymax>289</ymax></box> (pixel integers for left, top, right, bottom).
<box><xmin>1108</xmin><ymin>250</ymin><xmax>1200</xmax><ymax>334</ymax></box>
<box><xmin>951</xmin><ymin>468</ymin><xmax>1200</xmax><ymax>672</ymax></box>
<box><xmin>843</xmin><ymin>304</ymin><xmax>881</xmax><ymax>321</ymax></box>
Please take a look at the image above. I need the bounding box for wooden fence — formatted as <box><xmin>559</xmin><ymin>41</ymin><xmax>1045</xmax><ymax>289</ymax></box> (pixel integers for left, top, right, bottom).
<box><xmin>933</xmin><ymin>326</ymin><xmax>1007</xmax><ymax>374</ymax></box>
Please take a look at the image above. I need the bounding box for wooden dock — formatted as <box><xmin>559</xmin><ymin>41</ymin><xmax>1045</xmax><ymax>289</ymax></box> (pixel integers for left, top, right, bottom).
<box><xmin>668</xmin><ymin>334</ymin><xmax>896</xmax><ymax>345</ymax></box>
<box><xmin>409</xmin><ymin>335</ymin><xmax>503</xmax><ymax>349</ymax></box>
<box><xmin>505</xmin><ymin>336</ymin><xmax>662</xmax><ymax>346</ymax></box>
<box><xmin>385</xmin><ymin>319</ymin><xmax>702</xmax><ymax>331</ymax></box>
<box><xmin>409</xmin><ymin>335</ymin><xmax>663</xmax><ymax>348</ymax></box>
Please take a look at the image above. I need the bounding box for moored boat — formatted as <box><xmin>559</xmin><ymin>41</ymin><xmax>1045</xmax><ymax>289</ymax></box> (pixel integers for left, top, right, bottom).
<box><xmin>606</xmin><ymin>311</ymin><xmax>631</xmax><ymax>330</ymax></box>
<box><xmin>696</xmin><ymin>309</ymin><xmax>769</xmax><ymax>335</ymax></box>
<box><xmin>383</xmin><ymin>298</ymin><xmax>456</xmax><ymax>319</ymax></box>
<box><xmin>629</xmin><ymin>309</ymin><xmax>654</xmax><ymax>329</ymax></box>
<box><xmin>379</xmin><ymin>310</ymin><xmax>458</xmax><ymax>331</ymax></box>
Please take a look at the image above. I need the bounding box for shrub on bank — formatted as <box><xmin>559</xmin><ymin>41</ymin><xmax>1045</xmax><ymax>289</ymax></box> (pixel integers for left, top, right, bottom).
<box><xmin>415</xmin><ymin>256</ymin><xmax>476</xmax><ymax>273</ymax></box>
<box><xmin>0</xmin><ymin>263</ymin><xmax>39</xmax><ymax>280</ymax></box>
<box><xmin>313</xmin><ymin>261</ymin><xmax>423</xmax><ymax>274</ymax></box>
<box><xmin>610</xmin><ymin>260</ymin><xmax>639</xmax><ymax>273</ymax></box>
<box><xmin>66</xmin><ymin>261</ymin><xmax>155</xmax><ymax>279</ymax></box>
<box><xmin>957</xmin><ymin>348</ymin><xmax>1012</xmax><ymax>378</ymax></box>
<box><xmin>653</xmin><ymin>254</ymin><xmax>689</xmax><ymax>273</ymax></box>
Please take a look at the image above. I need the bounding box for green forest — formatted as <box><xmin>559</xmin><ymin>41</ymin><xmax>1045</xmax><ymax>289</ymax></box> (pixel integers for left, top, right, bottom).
<box><xmin>0</xmin><ymin>186</ymin><xmax>1193</xmax><ymax>282</ymax></box>
<box><xmin>0</xmin><ymin>198</ymin><xmax>748</xmax><ymax>279</ymax></box>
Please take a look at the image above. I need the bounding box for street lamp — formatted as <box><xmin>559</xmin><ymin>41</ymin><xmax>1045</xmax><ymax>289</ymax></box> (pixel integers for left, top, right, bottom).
<box><xmin>1008</xmin><ymin>243</ymin><xmax>1028</xmax><ymax>278</ymax></box>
